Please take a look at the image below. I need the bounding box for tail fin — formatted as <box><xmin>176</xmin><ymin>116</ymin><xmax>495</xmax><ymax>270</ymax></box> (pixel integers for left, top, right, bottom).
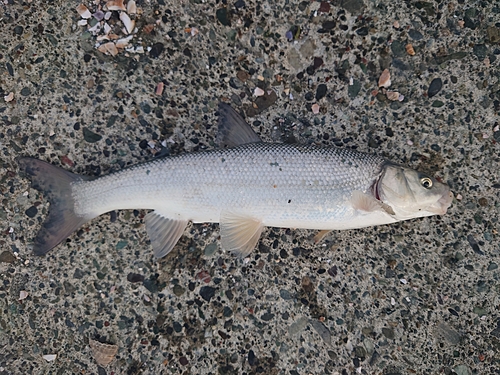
<box><xmin>17</xmin><ymin>157</ymin><xmax>94</xmax><ymax>255</ymax></box>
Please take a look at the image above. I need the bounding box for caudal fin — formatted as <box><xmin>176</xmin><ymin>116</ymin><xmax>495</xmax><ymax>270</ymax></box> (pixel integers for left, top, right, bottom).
<box><xmin>18</xmin><ymin>157</ymin><xmax>94</xmax><ymax>255</ymax></box>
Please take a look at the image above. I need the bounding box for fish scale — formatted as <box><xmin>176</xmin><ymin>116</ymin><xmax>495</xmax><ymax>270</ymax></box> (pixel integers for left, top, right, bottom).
<box><xmin>72</xmin><ymin>142</ymin><xmax>387</xmax><ymax>229</ymax></box>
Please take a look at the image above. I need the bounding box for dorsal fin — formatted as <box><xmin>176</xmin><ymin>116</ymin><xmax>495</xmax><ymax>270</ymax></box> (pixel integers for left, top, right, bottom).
<box><xmin>217</xmin><ymin>103</ymin><xmax>262</xmax><ymax>148</ymax></box>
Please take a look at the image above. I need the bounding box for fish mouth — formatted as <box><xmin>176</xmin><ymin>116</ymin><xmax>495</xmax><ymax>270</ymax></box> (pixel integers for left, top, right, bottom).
<box><xmin>427</xmin><ymin>190</ymin><xmax>454</xmax><ymax>215</ymax></box>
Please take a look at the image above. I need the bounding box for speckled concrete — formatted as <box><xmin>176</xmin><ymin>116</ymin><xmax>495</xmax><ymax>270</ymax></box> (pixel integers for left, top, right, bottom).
<box><xmin>1</xmin><ymin>0</ymin><xmax>499</xmax><ymax>374</ymax></box>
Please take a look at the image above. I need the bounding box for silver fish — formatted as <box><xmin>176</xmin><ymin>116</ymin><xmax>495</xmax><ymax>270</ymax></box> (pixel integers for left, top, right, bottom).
<box><xmin>18</xmin><ymin>103</ymin><xmax>453</xmax><ymax>258</ymax></box>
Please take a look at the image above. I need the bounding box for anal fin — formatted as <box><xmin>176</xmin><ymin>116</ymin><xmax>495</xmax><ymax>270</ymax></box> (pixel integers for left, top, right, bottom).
<box><xmin>145</xmin><ymin>212</ymin><xmax>188</xmax><ymax>258</ymax></box>
<box><xmin>220</xmin><ymin>211</ymin><xmax>264</xmax><ymax>257</ymax></box>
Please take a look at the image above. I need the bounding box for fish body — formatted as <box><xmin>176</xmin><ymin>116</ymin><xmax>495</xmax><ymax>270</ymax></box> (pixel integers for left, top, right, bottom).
<box><xmin>18</xmin><ymin>103</ymin><xmax>453</xmax><ymax>258</ymax></box>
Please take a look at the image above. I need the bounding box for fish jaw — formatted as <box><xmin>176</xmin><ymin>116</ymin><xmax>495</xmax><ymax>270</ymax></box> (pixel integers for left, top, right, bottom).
<box><xmin>424</xmin><ymin>190</ymin><xmax>453</xmax><ymax>215</ymax></box>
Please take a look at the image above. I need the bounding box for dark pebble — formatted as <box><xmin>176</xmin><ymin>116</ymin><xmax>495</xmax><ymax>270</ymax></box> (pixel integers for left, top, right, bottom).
<box><xmin>246</xmin><ymin>89</ymin><xmax>277</xmax><ymax>116</ymax></box>
<box><xmin>316</xmin><ymin>84</ymin><xmax>327</xmax><ymax>100</ymax></box>
<box><xmin>310</xmin><ymin>320</ymin><xmax>331</xmax><ymax>344</ymax></box>
<box><xmin>305</xmin><ymin>92</ymin><xmax>314</xmax><ymax>101</ymax></box>
<box><xmin>223</xmin><ymin>306</ymin><xmax>233</xmax><ymax>317</ymax></box>
<box><xmin>385</xmin><ymin>127</ymin><xmax>394</xmax><ymax>137</ymax></box>
<box><xmin>179</xmin><ymin>356</ymin><xmax>189</xmax><ymax>366</ymax></box>
<box><xmin>473</xmin><ymin>44</ymin><xmax>488</xmax><ymax>60</ymax></box>
<box><xmin>356</xmin><ymin>27</ymin><xmax>368</xmax><ymax>36</ymax></box>
<box><xmin>489</xmin><ymin>263</ymin><xmax>499</xmax><ymax>271</ymax></box>
<box><xmin>73</xmin><ymin>268</ymin><xmax>85</xmax><ymax>279</ymax></box>
<box><xmin>14</xmin><ymin>26</ymin><xmax>24</xmax><ymax>35</ymax></box>
<box><xmin>261</xmin><ymin>312</ymin><xmax>274</xmax><ymax>321</ymax></box>
<box><xmin>149</xmin><ymin>42</ymin><xmax>164</xmax><ymax>58</ymax></box>
<box><xmin>200</xmin><ymin>286</ymin><xmax>216</xmax><ymax>302</ymax></box>
<box><xmin>408</xmin><ymin>29</ymin><xmax>423</xmax><ymax>40</ymax></box>
<box><xmin>0</xmin><ymin>251</ymin><xmax>16</xmax><ymax>263</ymax></box>
<box><xmin>313</xmin><ymin>57</ymin><xmax>323</xmax><ymax>69</ymax></box>
<box><xmin>347</xmin><ymin>79</ymin><xmax>361</xmax><ymax>99</ymax></box>
<box><xmin>83</xmin><ymin>127</ymin><xmax>102</xmax><ymax>143</ymax></box>
<box><xmin>321</xmin><ymin>20</ymin><xmax>336</xmax><ymax>31</ymax></box>
<box><xmin>248</xmin><ymin>350</ymin><xmax>258</xmax><ymax>366</ymax></box>
<box><xmin>127</xmin><ymin>273</ymin><xmax>145</xmax><ymax>283</ymax></box>
<box><xmin>340</xmin><ymin>0</ymin><xmax>365</xmax><ymax>14</ymax></box>
<box><xmin>234</xmin><ymin>0</ymin><xmax>245</xmax><ymax>8</ymax></box>
<box><xmin>327</xmin><ymin>265</ymin><xmax>337</xmax><ymax>277</ymax></box>
<box><xmin>25</xmin><ymin>206</ymin><xmax>38</xmax><ymax>218</ymax></box>
<box><xmin>390</xmin><ymin>40</ymin><xmax>406</xmax><ymax>57</ymax></box>
<box><xmin>428</xmin><ymin>78</ymin><xmax>442</xmax><ymax>98</ymax></box>
<box><xmin>467</xmin><ymin>234</ymin><xmax>483</xmax><ymax>255</ymax></box>
<box><xmin>382</xmin><ymin>327</ymin><xmax>395</xmax><ymax>339</ymax></box>
<box><xmin>21</xmin><ymin>87</ymin><xmax>31</xmax><ymax>96</ymax></box>
<box><xmin>216</xmin><ymin>8</ymin><xmax>231</xmax><ymax>26</ymax></box>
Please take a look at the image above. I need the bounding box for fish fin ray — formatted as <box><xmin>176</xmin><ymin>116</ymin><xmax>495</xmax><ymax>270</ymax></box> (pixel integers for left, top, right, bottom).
<box><xmin>217</xmin><ymin>103</ymin><xmax>262</xmax><ymax>148</ymax></box>
<box><xmin>17</xmin><ymin>157</ymin><xmax>95</xmax><ymax>255</ymax></box>
<box><xmin>314</xmin><ymin>230</ymin><xmax>331</xmax><ymax>244</ymax></box>
<box><xmin>144</xmin><ymin>212</ymin><xmax>188</xmax><ymax>258</ymax></box>
<box><xmin>220</xmin><ymin>211</ymin><xmax>263</xmax><ymax>257</ymax></box>
<box><xmin>351</xmin><ymin>190</ymin><xmax>395</xmax><ymax>216</ymax></box>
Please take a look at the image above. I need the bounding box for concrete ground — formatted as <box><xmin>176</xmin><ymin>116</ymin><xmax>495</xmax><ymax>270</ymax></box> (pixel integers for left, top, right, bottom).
<box><xmin>1</xmin><ymin>0</ymin><xmax>499</xmax><ymax>374</ymax></box>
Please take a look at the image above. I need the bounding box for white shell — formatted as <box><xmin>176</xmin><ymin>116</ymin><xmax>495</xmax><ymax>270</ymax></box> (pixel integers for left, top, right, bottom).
<box><xmin>76</xmin><ymin>4</ymin><xmax>92</xmax><ymax>19</ymax></box>
<box><xmin>120</xmin><ymin>12</ymin><xmax>135</xmax><ymax>34</ymax></box>
<box><xmin>311</xmin><ymin>103</ymin><xmax>320</xmax><ymax>114</ymax></box>
<box><xmin>127</xmin><ymin>0</ymin><xmax>137</xmax><ymax>14</ymax></box>
<box><xmin>77</xmin><ymin>19</ymin><xmax>88</xmax><ymax>26</ymax></box>
<box><xmin>19</xmin><ymin>290</ymin><xmax>29</xmax><ymax>300</ymax></box>
<box><xmin>106</xmin><ymin>0</ymin><xmax>126</xmax><ymax>11</ymax></box>
<box><xmin>42</xmin><ymin>354</ymin><xmax>57</xmax><ymax>362</ymax></box>
<box><xmin>378</xmin><ymin>69</ymin><xmax>391</xmax><ymax>88</ymax></box>
<box><xmin>116</xmin><ymin>35</ymin><xmax>133</xmax><ymax>48</ymax></box>
<box><xmin>254</xmin><ymin>87</ymin><xmax>265</xmax><ymax>97</ymax></box>
<box><xmin>89</xmin><ymin>339</ymin><xmax>118</xmax><ymax>366</ymax></box>
<box><xmin>4</xmin><ymin>92</ymin><xmax>14</xmax><ymax>102</ymax></box>
<box><xmin>386</xmin><ymin>91</ymin><xmax>400</xmax><ymax>101</ymax></box>
<box><xmin>97</xmin><ymin>42</ymin><xmax>119</xmax><ymax>56</ymax></box>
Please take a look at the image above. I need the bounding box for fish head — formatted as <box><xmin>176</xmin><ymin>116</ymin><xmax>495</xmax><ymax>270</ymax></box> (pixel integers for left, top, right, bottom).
<box><xmin>376</xmin><ymin>164</ymin><xmax>453</xmax><ymax>220</ymax></box>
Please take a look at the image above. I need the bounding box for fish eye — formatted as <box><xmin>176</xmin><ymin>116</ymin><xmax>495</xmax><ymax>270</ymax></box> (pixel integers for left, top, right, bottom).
<box><xmin>420</xmin><ymin>177</ymin><xmax>433</xmax><ymax>189</ymax></box>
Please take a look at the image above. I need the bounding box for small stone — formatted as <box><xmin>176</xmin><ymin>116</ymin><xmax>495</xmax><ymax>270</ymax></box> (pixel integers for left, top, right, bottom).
<box><xmin>21</xmin><ymin>87</ymin><xmax>31</xmax><ymax>96</ymax></box>
<box><xmin>25</xmin><ymin>206</ymin><xmax>38</xmax><ymax>218</ymax></box>
<box><xmin>408</xmin><ymin>29</ymin><xmax>423</xmax><ymax>40</ymax></box>
<box><xmin>472</xmin><ymin>44</ymin><xmax>488</xmax><ymax>60</ymax></box>
<box><xmin>200</xmin><ymin>286</ymin><xmax>216</xmax><ymax>302</ymax></box>
<box><xmin>310</xmin><ymin>320</ymin><xmax>331</xmax><ymax>344</ymax></box>
<box><xmin>348</xmin><ymin>79</ymin><xmax>361</xmax><ymax>98</ymax></box>
<box><xmin>216</xmin><ymin>8</ymin><xmax>231</xmax><ymax>26</ymax></box>
<box><xmin>149</xmin><ymin>43</ymin><xmax>164</xmax><ymax>58</ymax></box>
<box><xmin>204</xmin><ymin>243</ymin><xmax>218</xmax><ymax>256</ymax></box>
<box><xmin>321</xmin><ymin>21</ymin><xmax>336</xmax><ymax>31</ymax></box>
<box><xmin>127</xmin><ymin>273</ymin><xmax>144</xmax><ymax>283</ymax></box>
<box><xmin>288</xmin><ymin>316</ymin><xmax>308</xmax><ymax>335</ymax></box>
<box><xmin>487</xmin><ymin>262</ymin><xmax>498</xmax><ymax>271</ymax></box>
<box><xmin>315</xmin><ymin>84</ymin><xmax>327</xmax><ymax>100</ymax></box>
<box><xmin>173</xmin><ymin>284</ymin><xmax>185</xmax><ymax>296</ymax></box>
<box><xmin>0</xmin><ymin>251</ymin><xmax>16</xmax><ymax>263</ymax></box>
<box><xmin>279</xmin><ymin>289</ymin><xmax>292</xmax><ymax>300</ymax></box>
<box><xmin>428</xmin><ymin>78</ymin><xmax>442</xmax><ymax>98</ymax></box>
<box><xmin>453</xmin><ymin>364</ymin><xmax>472</xmax><ymax>375</ymax></box>
<box><xmin>382</xmin><ymin>327</ymin><xmax>394</xmax><ymax>339</ymax></box>
<box><xmin>83</xmin><ymin>127</ymin><xmax>102</xmax><ymax>143</ymax></box>
<box><xmin>14</xmin><ymin>26</ymin><xmax>24</xmax><ymax>35</ymax></box>
<box><xmin>340</xmin><ymin>0</ymin><xmax>365</xmax><ymax>14</ymax></box>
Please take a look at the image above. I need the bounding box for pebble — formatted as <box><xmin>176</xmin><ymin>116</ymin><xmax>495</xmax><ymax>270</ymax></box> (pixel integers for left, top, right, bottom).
<box><xmin>204</xmin><ymin>243</ymin><xmax>218</xmax><ymax>256</ymax></box>
<box><xmin>428</xmin><ymin>78</ymin><xmax>443</xmax><ymax>98</ymax></box>
<box><xmin>0</xmin><ymin>251</ymin><xmax>16</xmax><ymax>263</ymax></box>
<box><xmin>288</xmin><ymin>316</ymin><xmax>308</xmax><ymax>335</ymax></box>
<box><xmin>310</xmin><ymin>320</ymin><xmax>331</xmax><ymax>345</ymax></box>
<box><xmin>216</xmin><ymin>8</ymin><xmax>230</xmax><ymax>26</ymax></box>
<box><xmin>200</xmin><ymin>286</ymin><xmax>216</xmax><ymax>302</ymax></box>
<box><xmin>25</xmin><ymin>206</ymin><xmax>38</xmax><ymax>218</ymax></box>
<box><xmin>149</xmin><ymin>43</ymin><xmax>164</xmax><ymax>58</ymax></box>
<box><xmin>83</xmin><ymin>127</ymin><xmax>103</xmax><ymax>143</ymax></box>
<box><xmin>315</xmin><ymin>84</ymin><xmax>327</xmax><ymax>100</ymax></box>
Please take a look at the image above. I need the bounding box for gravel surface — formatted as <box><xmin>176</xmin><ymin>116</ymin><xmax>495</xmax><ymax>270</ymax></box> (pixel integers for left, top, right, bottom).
<box><xmin>1</xmin><ymin>0</ymin><xmax>499</xmax><ymax>374</ymax></box>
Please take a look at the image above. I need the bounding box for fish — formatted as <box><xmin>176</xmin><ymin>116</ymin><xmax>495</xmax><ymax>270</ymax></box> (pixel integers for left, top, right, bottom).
<box><xmin>17</xmin><ymin>103</ymin><xmax>453</xmax><ymax>258</ymax></box>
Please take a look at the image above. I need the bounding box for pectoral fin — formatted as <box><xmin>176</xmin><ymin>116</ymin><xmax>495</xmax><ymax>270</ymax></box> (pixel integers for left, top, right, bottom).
<box><xmin>351</xmin><ymin>190</ymin><xmax>395</xmax><ymax>216</ymax></box>
<box><xmin>145</xmin><ymin>212</ymin><xmax>188</xmax><ymax>258</ymax></box>
<box><xmin>219</xmin><ymin>212</ymin><xmax>264</xmax><ymax>257</ymax></box>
